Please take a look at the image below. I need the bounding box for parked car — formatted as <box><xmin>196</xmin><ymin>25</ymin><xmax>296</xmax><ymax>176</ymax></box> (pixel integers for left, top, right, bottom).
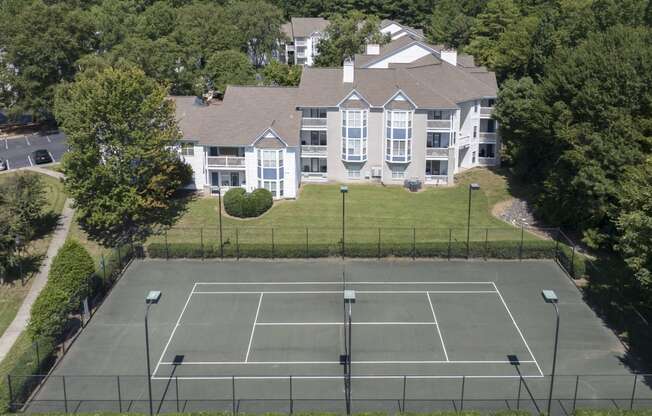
<box><xmin>0</xmin><ymin>159</ymin><xmax>7</xmax><ymax>171</ymax></box>
<box><xmin>32</xmin><ymin>149</ymin><xmax>53</xmax><ymax>165</ymax></box>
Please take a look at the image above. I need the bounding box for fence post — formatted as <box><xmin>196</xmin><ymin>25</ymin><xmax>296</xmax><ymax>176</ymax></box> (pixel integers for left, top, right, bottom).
<box><xmin>236</xmin><ymin>228</ymin><xmax>240</xmax><ymax>260</ymax></box>
<box><xmin>117</xmin><ymin>245</ymin><xmax>122</xmax><ymax>268</ymax></box>
<box><xmin>7</xmin><ymin>375</ymin><xmax>13</xmax><ymax>412</ymax></box>
<box><xmin>402</xmin><ymin>375</ymin><xmax>407</xmax><ymax>413</ymax></box>
<box><xmin>116</xmin><ymin>375</ymin><xmax>122</xmax><ymax>413</ymax></box>
<box><xmin>101</xmin><ymin>254</ymin><xmax>106</xmax><ymax>282</ymax></box>
<box><xmin>519</xmin><ymin>224</ymin><xmax>524</xmax><ymax>260</ymax></box>
<box><xmin>554</xmin><ymin>228</ymin><xmax>561</xmax><ymax>259</ymax></box>
<box><xmin>412</xmin><ymin>228</ymin><xmax>416</xmax><ymax>260</ymax></box>
<box><xmin>630</xmin><ymin>374</ymin><xmax>638</xmax><ymax>410</ymax></box>
<box><xmin>484</xmin><ymin>228</ymin><xmax>489</xmax><ymax>260</ymax></box>
<box><xmin>305</xmin><ymin>227</ymin><xmax>309</xmax><ymax>259</ymax></box>
<box><xmin>459</xmin><ymin>376</ymin><xmax>465</xmax><ymax>412</ymax></box>
<box><xmin>232</xmin><ymin>376</ymin><xmax>236</xmax><ymax>415</ymax></box>
<box><xmin>377</xmin><ymin>228</ymin><xmax>381</xmax><ymax>259</ymax></box>
<box><xmin>570</xmin><ymin>244</ymin><xmax>576</xmax><ymax>278</ymax></box>
<box><xmin>448</xmin><ymin>229</ymin><xmax>452</xmax><ymax>260</ymax></box>
<box><xmin>271</xmin><ymin>228</ymin><xmax>275</xmax><ymax>259</ymax></box>
<box><xmin>289</xmin><ymin>375</ymin><xmax>293</xmax><ymax>414</ymax></box>
<box><xmin>516</xmin><ymin>375</ymin><xmax>522</xmax><ymax>410</ymax></box>
<box><xmin>164</xmin><ymin>230</ymin><xmax>168</xmax><ymax>260</ymax></box>
<box><xmin>62</xmin><ymin>375</ymin><xmax>68</xmax><ymax>413</ymax></box>
<box><xmin>176</xmin><ymin>375</ymin><xmax>180</xmax><ymax>413</ymax></box>
<box><xmin>34</xmin><ymin>340</ymin><xmax>40</xmax><ymax>367</ymax></box>
<box><xmin>572</xmin><ymin>375</ymin><xmax>580</xmax><ymax>413</ymax></box>
<box><xmin>200</xmin><ymin>228</ymin><xmax>204</xmax><ymax>260</ymax></box>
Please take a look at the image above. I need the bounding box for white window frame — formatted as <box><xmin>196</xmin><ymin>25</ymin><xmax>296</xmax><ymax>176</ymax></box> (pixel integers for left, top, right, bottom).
<box><xmin>347</xmin><ymin>166</ymin><xmax>361</xmax><ymax>179</ymax></box>
<box><xmin>257</xmin><ymin>149</ymin><xmax>285</xmax><ymax>198</ymax></box>
<box><xmin>385</xmin><ymin>110</ymin><xmax>412</xmax><ymax>163</ymax></box>
<box><xmin>180</xmin><ymin>142</ymin><xmax>194</xmax><ymax>156</ymax></box>
<box><xmin>340</xmin><ymin>109</ymin><xmax>368</xmax><ymax>162</ymax></box>
<box><xmin>391</xmin><ymin>165</ymin><xmax>406</xmax><ymax>179</ymax></box>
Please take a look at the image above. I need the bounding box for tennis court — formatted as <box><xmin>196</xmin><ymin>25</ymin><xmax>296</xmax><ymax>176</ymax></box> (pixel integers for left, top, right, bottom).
<box><xmin>23</xmin><ymin>259</ymin><xmax>652</xmax><ymax>414</ymax></box>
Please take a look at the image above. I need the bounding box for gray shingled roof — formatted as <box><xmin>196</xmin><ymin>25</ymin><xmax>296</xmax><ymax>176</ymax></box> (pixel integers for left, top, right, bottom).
<box><xmin>172</xmin><ymin>87</ymin><xmax>300</xmax><ymax>146</ymax></box>
<box><xmin>287</xmin><ymin>17</ymin><xmax>329</xmax><ymax>38</ymax></box>
<box><xmin>379</xmin><ymin>19</ymin><xmax>425</xmax><ymax>39</ymax></box>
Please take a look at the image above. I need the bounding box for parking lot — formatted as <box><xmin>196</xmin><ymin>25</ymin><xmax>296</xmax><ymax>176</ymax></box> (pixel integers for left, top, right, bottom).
<box><xmin>0</xmin><ymin>132</ymin><xmax>67</xmax><ymax>170</ymax></box>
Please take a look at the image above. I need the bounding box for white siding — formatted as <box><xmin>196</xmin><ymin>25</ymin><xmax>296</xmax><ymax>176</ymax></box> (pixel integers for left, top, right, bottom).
<box><xmin>283</xmin><ymin>147</ymin><xmax>298</xmax><ymax>198</ymax></box>
<box><xmin>367</xmin><ymin>44</ymin><xmax>432</xmax><ymax>69</ymax></box>
<box><xmin>244</xmin><ymin>146</ymin><xmax>258</xmax><ymax>193</ymax></box>
<box><xmin>179</xmin><ymin>143</ymin><xmax>206</xmax><ymax>190</ymax></box>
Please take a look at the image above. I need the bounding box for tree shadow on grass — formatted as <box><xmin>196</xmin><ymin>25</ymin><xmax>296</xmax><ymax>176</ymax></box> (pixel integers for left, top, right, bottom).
<box><xmin>32</xmin><ymin>211</ymin><xmax>62</xmax><ymax>241</ymax></box>
<box><xmin>153</xmin><ymin>189</ymin><xmax>197</xmax><ymax>231</ymax></box>
<box><xmin>3</xmin><ymin>252</ymin><xmax>46</xmax><ymax>285</ymax></box>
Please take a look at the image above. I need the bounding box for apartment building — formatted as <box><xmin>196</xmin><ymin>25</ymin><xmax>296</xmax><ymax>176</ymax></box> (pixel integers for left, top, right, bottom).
<box><xmin>172</xmin><ymin>35</ymin><xmax>499</xmax><ymax>199</ymax></box>
<box><xmin>281</xmin><ymin>18</ymin><xmax>424</xmax><ymax>66</ymax></box>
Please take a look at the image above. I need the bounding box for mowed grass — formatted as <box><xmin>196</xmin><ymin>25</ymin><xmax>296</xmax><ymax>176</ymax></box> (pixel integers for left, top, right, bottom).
<box><xmin>155</xmin><ymin>168</ymin><xmax>540</xmax><ymax>245</ymax></box>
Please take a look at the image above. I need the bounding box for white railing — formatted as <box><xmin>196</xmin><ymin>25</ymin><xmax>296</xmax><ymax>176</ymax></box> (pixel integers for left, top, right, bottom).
<box><xmin>301</xmin><ymin>171</ymin><xmax>328</xmax><ymax>180</ymax></box>
<box><xmin>301</xmin><ymin>117</ymin><xmax>327</xmax><ymax>128</ymax></box>
<box><xmin>479</xmin><ymin>132</ymin><xmax>497</xmax><ymax>142</ymax></box>
<box><xmin>206</xmin><ymin>156</ymin><xmax>245</xmax><ymax>168</ymax></box>
<box><xmin>427</xmin><ymin>119</ymin><xmax>452</xmax><ymax>129</ymax></box>
<box><xmin>425</xmin><ymin>175</ymin><xmax>449</xmax><ymax>185</ymax></box>
<box><xmin>294</xmin><ymin>39</ymin><xmax>307</xmax><ymax>47</ymax></box>
<box><xmin>426</xmin><ymin>147</ymin><xmax>449</xmax><ymax>158</ymax></box>
<box><xmin>210</xmin><ymin>185</ymin><xmax>246</xmax><ymax>195</ymax></box>
<box><xmin>480</xmin><ymin>107</ymin><xmax>494</xmax><ymax>117</ymax></box>
<box><xmin>301</xmin><ymin>145</ymin><xmax>328</xmax><ymax>157</ymax></box>
<box><xmin>457</xmin><ymin>135</ymin><xmax>471</xmax><ymax>147</ymax></box>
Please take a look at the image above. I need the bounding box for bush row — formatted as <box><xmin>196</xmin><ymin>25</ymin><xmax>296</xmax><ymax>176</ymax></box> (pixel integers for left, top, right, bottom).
<box><xmin>224</xmin><ymin>188</ymin><xmax>273</xmax><ymax>218</ymax></box>
<box><xmin>147</xmin><ymin>240</ymin><xmax>564</xmax><ymax>260</ymax></box>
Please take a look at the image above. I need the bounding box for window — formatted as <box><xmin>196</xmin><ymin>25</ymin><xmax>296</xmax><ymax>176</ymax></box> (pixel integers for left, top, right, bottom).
<box><xmin>473</xmin><ymin>126</ymin><xmax>477</xmax><ymax>138</ymax></box>
<box><xmin>479</xmin><ymin>143</ymin><xmax>495</xmax><ymax>158</ymax></box>
<box><xmin>179</xmin><ymin>142</ymin><xmax>194</xmax><ymax>156</ymax></box>
<box><xmin>341</xmin><ymin>110</ymin><xmax>368</xmax><ymax>161</ymax></box>
<box><xmin>385</xmin><ymin>110</ymin><xmax>412</xmax><ymax>162</ymax></box>
<box><xmin>391</xmin><ymin>165</ymin><xmax>406</xmax><ymax>179</ymax></box>
<box><xmin>427</xmin><ymin>132</ymin><xmax>449</xmax><ymax>148</ymax></box>
<box><xmin>209</xmin><ymin>146</ymin><xmax>219</xmax><ymax>157</ymax></box>
<box><xmin>427</xmin><ymin>110</ymin><xmax>444</xmax><ymax>120</ymax></box>
<box><xmin>347</xmin><ymin>166</ymin><xmax>361</xmax><ymax>179</ymax></box>
<box><xmin>302</xmin><ymin>108</ymin><xmax>327</xmax><ymax>118</ymax></box>
<box><xmin>301</xmin><ymin>158</ymin><xmax>327</xmax><ymax>173</ymax></box>
<box><xmin>426</xmin><ymin>160</ymin><xmax>448</xmax><ymax>176</ymax></box>
<box><xmin>486</xmin><ymin>119</ymin><xmax>497</xmax><ymax>133</ymax></box>
<box><xmin>301</xmin><ymin>130</ymin><xmax>327</xmax><ymax>146</ymax></box>
<box><xmin>257</xmin><ymin>149</ymin><xmax>284</xmax><ymax>197</ymax></box>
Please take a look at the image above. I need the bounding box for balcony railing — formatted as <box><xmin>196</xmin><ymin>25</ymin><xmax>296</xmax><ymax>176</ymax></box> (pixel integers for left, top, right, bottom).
<box><xmin>206</xmin><ymin>156</ymin><xmax>245</xmax><ymax>168</ymax></box>
<box><xmin>425</xmin><ymin>174</ymin><xmax>449</xmax><ymax>184</ymax></box>
<box><xmin>210</xmin><ymin>185</ymin><xmax>246</xmax><ymax>195</ymax></box>
<box><xmin>457</xmin><ymin>135</ymin><xmax>471</xmax><ymax>147</ymax></box>
<box><xmin>479</xmin><ymin>132</ymin><xmax>497</xmax><ymax>142</ymax></box>
<box><xmin>301</xmin><ymin>145</ymin><xmax>328</xmax><ymax>157</ymax></box>
<box><xmin>294</xmin><ymin>39</ymin><xmax>307</xmax><ymax>47</ymax></box>
<box><xmin>385</xmin><ymin>154</ymin><xmax>411</xmax><ymax>163</ymax></box>
<box><xmin>427</xmin><ymin>119</ymin><xmax>452</xmax><ymax>129</ymax></box>
<box><xmin>301</xmin><ymin>117</ymin><xmax>327</xmax><ymax>128</ymax></box>
<box><xmin>296</xmin><ymin>51</ymin><xmax>307</xmax><ymax>59</ymax></box>
<box><xmin>426</xmin><ymin>147</ymin><xmax>449</xmax><ymax>158</ymax></box>
<box><xmin>480</xmin><ymin>107</ymin><xmax>494</xmax><ymax>117</ymax></box>
<box><xmin>301</xmin><ymin>171</ymin><xmax>328</xmax><ymax>180</ymax></box>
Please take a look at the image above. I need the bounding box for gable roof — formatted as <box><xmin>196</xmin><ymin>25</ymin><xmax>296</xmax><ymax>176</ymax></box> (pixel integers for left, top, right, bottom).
<box><xmin>172</xmin><ymin>87</ymin><xmax>300</xmax><ymax>146</ymax></box>
<box><xmin>379</xmin><ymin>19</ymin><xmax>425</xmax><ymax>39</ymax></box>
<box><xmin>283</xmin><ymin>17</ymin><xmax>329</xmax><ymax>38</ymax></box>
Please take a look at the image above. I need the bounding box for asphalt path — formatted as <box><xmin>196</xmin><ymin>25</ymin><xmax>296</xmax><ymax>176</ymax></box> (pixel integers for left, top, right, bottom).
<box><xmin>0</xmin><ymin>132</ymin><xmax>67</xmax><ymax>170</ymax></box>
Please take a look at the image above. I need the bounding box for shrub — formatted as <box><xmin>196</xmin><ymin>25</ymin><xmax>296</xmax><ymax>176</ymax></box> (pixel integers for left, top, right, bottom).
<box><xmin>27</xmin><ymin>286</ymin><xmax>71</xmax><ymax>339</ymax></box>
<box><xmin>223</xmin><ymin>187</ymin><xmax>273</xmax><ymax>218</ymax></box>
<box><xmin>48</xmin><ymin>240</ymin><xmax>94</xmax><ymax>306</ymax></box>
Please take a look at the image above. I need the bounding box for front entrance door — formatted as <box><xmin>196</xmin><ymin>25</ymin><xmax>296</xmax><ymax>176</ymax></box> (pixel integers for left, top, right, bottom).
<box><xmin>210</xmin><ymin>172</ymin><xmax>220</xmax><ymax>187</ymax></box>
<box><xmin>230</xmin><ymin>172</ymin><xmax>240</xmax><ymax>187</ymax></box>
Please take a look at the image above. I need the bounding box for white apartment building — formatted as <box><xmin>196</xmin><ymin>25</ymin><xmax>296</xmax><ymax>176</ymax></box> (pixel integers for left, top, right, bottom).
<box><xmin>172</xmin><ymin>35</ymin><xmax>499</xmax><ymax>199</ymax></box>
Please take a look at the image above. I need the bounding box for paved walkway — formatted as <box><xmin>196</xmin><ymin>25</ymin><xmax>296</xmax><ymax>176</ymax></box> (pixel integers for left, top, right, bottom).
<box><xmin>0</xmin><ymin>166</ymin><xmax>73</xmax><ymax>361</ymax></box>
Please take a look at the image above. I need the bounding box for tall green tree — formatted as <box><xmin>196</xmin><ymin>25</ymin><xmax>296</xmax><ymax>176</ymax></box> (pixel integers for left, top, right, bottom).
<box><xmin>1</xmin><ymin>173</ymin><xmax>47</xmax><ymax>243</ymax></box>
<box><xmin>54</xmin><ymin>66</ymin><xmax>192</xmax><ymax>246</ymax></box>
<box><xmin>314</xmin><ymin>11</ymin><xmax>388</xmax><ymax>67</ymax></box>
<box><xmin>203</xmin><ymin>50</ymin><xmax>257</xmax><ymax>93</ymax></box>
<box><xmin>428</xmin><ymin>0</ymin><xmax>475</xmax><ymax>48</ymax></box>
<box><xmin>464</xmin><ymin>0</ymin><xmax>520</xmax><ymax>68</ymax></box>
<box><xmin>262</xmin><ymin>61</ymin><xmax>302</xmax><ymax>86</ymax></box>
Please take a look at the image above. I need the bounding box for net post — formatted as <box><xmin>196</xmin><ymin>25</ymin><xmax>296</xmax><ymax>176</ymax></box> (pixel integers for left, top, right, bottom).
<box><xmin>232</xmin><ymin>376</ymin><xmax>236</xmax><ymax>416</ymax></box>
<box><xmin>447</xmin><ymin>229</ymin><xmax>452</xmax><ymax>260</ymax></box>
<box><xmin>176</xmin><ymin>375</ymin><xmax>180</xmax><ymax>413</ymax></box>
<box><xmin>516</xmin><ymin>375</ymin><xmax>522</xmax><ymax>410</ymax></box>
<box><xmin>402</xmin><ymin>375</ymin><xmax>407</xmax><ymax>413</ymax></box>
<box><xmin>572</xmin><ymin>375</ymin><xmax>579</xmax><ymax>413</ymax></box>
<box><xmin>459</xmin><ymin>375</ymin><xmax>465</xmax><ymax>412</ymax></box>
<box><xmin>7</xmin><ymin>375</ymin><xmax>14</xmax><ymax>412</ymax></box>
<box><xmin>271</xmin><ymin>228</ymin><xmax>275</xmax><ymax>259</ymax></box>
<box><xmin>289</xmin><ymin>375</ymin><xmax>293</xmax><ymax>414</ymax></box>
<box><xmin>630</xmin><ymin>374</ymin><xmax>638</xmax><ymax>410</ymax></box>
<box><xmin>200</xmin><ymin>228</ymin><xmax>204</xmax><ymax>260</ymax></box>
<box><xmin>164</xmin><ymin>230</ymin><xmax>168</xmax><ymax>260</ymax></box>
<box><xmin>519</xmin><ymin>224</ymin><xmax>524</xmax><ymax>260</ymax></box>
<box><xmin>117</xmin><ymin>375</ymin><xmax>122</xmax><ymax>413</ymax></box>
<box><xmin>62</xmin><ymin>375</ymin><xmax>68</xmax><ymax>413</ymax></box>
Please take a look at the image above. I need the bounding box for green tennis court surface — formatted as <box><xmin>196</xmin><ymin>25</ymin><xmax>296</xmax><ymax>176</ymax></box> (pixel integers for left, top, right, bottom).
<box><xmin>23</xmin><ymin>260</ymin><xmax>652</xmax><ymax>414</ymax></box>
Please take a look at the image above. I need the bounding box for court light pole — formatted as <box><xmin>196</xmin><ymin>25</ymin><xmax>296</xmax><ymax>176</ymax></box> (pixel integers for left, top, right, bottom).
<box><xmin>145</xmin><ymin>290</ymin><xmax>162</xmax><ymax>416</ymax></box>
<box><xmin>542</xmin><ymin>290</ymin><xmax>560</xmax><ymax>416</ymax></box>
<box><xmin>466</xmin><ymin>183</ymin><xmax>480</xmax><ymax>258</ymax></box>
<box><xmin>340</xmin><ymin>186</ymin><xmax>348</xmax><ymax>258</ymax></box>
<box><xmin>217</xmin><ymin>186</ymin><xmax>223</xmax><ymax>258</ymax></box>
<box><xmin>343</xmin><ymin>290</ymin><xmax>356</xmax><ymax>415</ymax></box>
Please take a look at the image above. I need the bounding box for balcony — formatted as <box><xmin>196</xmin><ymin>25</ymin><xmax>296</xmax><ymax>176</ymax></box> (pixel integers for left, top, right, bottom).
<box><xmin>426</xmin><ymin>147</ymin><xmax>449</xmax><ymax>158</ymax></box>
<box><xmin>457</xmin><ymin>135</ymin><xmax>471</xmax><ymax>147</ymax></box>
<box><xmin>480</xmin><ymin>107</ymin><xmax>494</xmax><ymax>118</ymax></box>
<box><xmin>425</xmin><ymin>175</ymin><xmax>448</xmax><ymax>185</ymax></box>
<box><xmin>301</xmin><ymin>117</ymin><xmax>327</xmax><ymax>128</ymax></box>
<box><xmin>301</xmin><ymin>171</ymin><xmax>328</xmax><ymax>181</ymax></box>
<box><xmin>427</xmin><ymin>119</ymin><xmax>452</xmax><ymax>130</ymax></box>
<box><xmin>479</xmin><ymin>132</ymin><xmax>497</xmax><ymax>142</ymax></box>
<box><xmin>296</xmin><ymin>50</ymin><xmax>307</xmax><ymax>59</ymax></box>
<box><xmin>294</xmin><ymin>39</ymin><xmax>307</xmax><ymax>47</ymax></box>
<box><xmin>206</xmin><ymin>156</ymin><xmax>245</xmax><ymax>169</ymax></box>
<box><xmin>301</xmin><ymin>145</ymin><xmax>327</xmax><ymax>157</ymax></box>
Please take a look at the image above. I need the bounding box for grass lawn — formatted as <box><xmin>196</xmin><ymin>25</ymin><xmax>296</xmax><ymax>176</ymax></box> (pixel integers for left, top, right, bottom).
<box><xmin>154</xmin><ymin>168</ymin><xmax>542</xmax><ymax>246</ymax></box>
<box><xmin>0</xmin><ymin>172</ymin><xmax>66</xmax><ymax>338</ymax></box>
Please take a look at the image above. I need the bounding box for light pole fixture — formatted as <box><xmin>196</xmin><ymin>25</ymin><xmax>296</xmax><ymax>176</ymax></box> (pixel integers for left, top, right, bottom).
<box><xmin>466</xmin><ymin>183</ymin><xmax>480</xmax><ymax>258</ymax></box>
<box><xmin>340</xmin><ymin>186</ymin><xmax>348</xmax><ymax>259</ymax></box>
<box><xmin>343</xmin><ymin>289</ymin><xmax>356</xmax><ymax>415</ymax></box>
<box><xmin>542</xmin><ymin>289</ymin><xmax>560</xmax><ymax>416</ymax></box>
<box><xmin>217</xmin><ymin>186</ymin><xmax>223</xmax><ymax>258</ymax></box>
<box><xmin>145</xmin><ymin>290</ymin><xmax>161</xmax><ymax>416</ymax></box>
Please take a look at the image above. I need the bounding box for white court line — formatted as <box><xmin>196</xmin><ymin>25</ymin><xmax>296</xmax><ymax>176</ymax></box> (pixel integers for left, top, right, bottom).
<box><xmin>153</xmin><ymin>374</ymin><xmax>544</xmax><ymax>381</ymax></box>
<box><xmin>195</xmin><ymin>281</ymin><xmax>496</xmax><ymax>285</ymax></box>
<box><xmin>194</xmin><ymin>290</ymin><xmax>497</xmax><ymax>295</ymax></box>
<box><xmin>25</xmin><ymin>136</ymin><xmax>30</xmax><ymax>146</ymax></box>
<box><xmin>27</xmin><ymin>155</ymin><xmax>33</xmax><ymax>166</ymax></box>
<box><xmin>159</xmin><ymin>360</ymin><xmax>538</xmax><ymax>365</ymax></box>
<box><xmin>426</xmin><ymin>292</ymin><xmax>449</xmax><ymax>361</ymax></box>
<box><xmin>48</xmin><ymin>150</ymin><xmax>55</xmax><ymax>162</ymax></box>
<box><xmin>245</xmin><ymin>293</ymin><xmax>263</xmax><ymax>362</ymax></box>
<box><xmin>492</xmin><ymin>282</ymin><xmax>544</xmax><ymax>377</ymax></box>
<box><xmin>152</xmin><ymin>283</ymin><xmax>198</xmax><ymax>377</ymax></box>
<box><xmin>46</xmin><ymin>135</ymin><xmax>51</xmax><ymax>143</ymax></box>
<box><xmin>256</xmin><ymin>322</ymin><xmax>438</xmax><ymax>326</ymax></box>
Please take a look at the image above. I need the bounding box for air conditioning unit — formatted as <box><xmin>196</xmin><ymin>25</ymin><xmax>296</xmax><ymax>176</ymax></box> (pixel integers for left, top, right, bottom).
<box><xmin>371</xmin><ymin>166</ymin><xmax>382</xmax><ymax>177</ymax></box>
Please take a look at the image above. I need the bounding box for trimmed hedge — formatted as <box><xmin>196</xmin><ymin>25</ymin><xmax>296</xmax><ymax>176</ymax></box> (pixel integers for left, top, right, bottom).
<box><xmin>27</xmin><ymin>240</ymin><xmax>94</xmax><ymax>339</ymax></box>
<box><xmin>224</xmin><ymin>188</ymin><xmax>273</xmax><ymax>218</ymax></box>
